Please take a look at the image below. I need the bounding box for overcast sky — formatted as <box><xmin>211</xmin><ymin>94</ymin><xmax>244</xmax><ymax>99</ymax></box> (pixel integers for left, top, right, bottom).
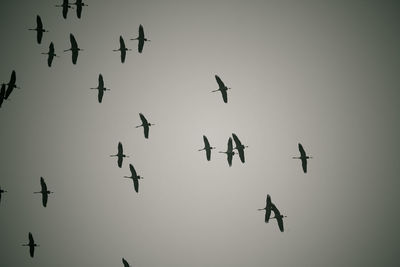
<box><xmin>0</xmin><ymin>0</ymin><xmax>399</xmax><ymax>266</ymax></box>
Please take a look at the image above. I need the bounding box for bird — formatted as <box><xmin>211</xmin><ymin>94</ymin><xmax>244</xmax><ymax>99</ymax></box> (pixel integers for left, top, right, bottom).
<box><xmin>258</xmin><ymin>194</ymin><xmax>274</xmax><ymax>223</ymax></box>
<box><xmin>110</xmin><ymin>142</ymin><xmax>129</xmax><ymax>168</ymax></box>
<box><xmin>124</xmin><ymin>164</ymin><xmax>143</xmax><ymax>193</ymax></box>
<box><xmin>90</xmin><ymin>74</ymin><xmax>110</xmax><ymax>103</ymax></box>
<box><xmin>22</xmin><ymin>232</ymin><xmax>39</xmax><ymax>258</ymax></box>
<box><xmin>0</xmin><ymin>84</ymin><xmax>5</xmax><ymax>108</ymax></box>
<box><xmin>72</xmin><ymin>0</ymin><xmax>87</xmax><ymax>19</ymax></box>
<box><xmin>122</xmin><ymin>258</ymin><xmax>131</xmax><ymax>267</ymax></box>
<box><xmin>212</xmin><ymin>75</ymin><xmax>231</xmax><ymax>103</ymax></box>
<box><xmin>42</xmin><ymin>42</ymin><xmax>58</xmax><ymax>67</ymax></box>
<box><xmin>270</xmin><ymin>204</ymin><xmax>286</xmax><ymax>232</ymax></box>
<box><xmin>4</xmin><ymin>70</ymin><xmax>19</xmax><ymax>100</ymax></box>
<box><xmin>198</xmin><ymin>135</ymin><xmax>216</xmax><ymax>161</ymax></box>
<box><xmin>292</xmin><ymin>143</ymin><xmax>312</xmax><ymax>173</ymax></box>
<box><xmin>113</xmin><ymin>36</ymin><xmax>131</xmax><ymax>63</ymax></box>
<box><xmin>130</xmin><ymin>24</ymin><xmax>150</xmax><ymax>53</ymax></box>
<box><xmin>219</xmin><ymin>137</ymin><xmax>235</xmax><ymax>167</ymax></box>
<box><xmin>64</xmin><ymin>33</ymin><xmax>83</xmax><ymax>65</ymax></box>
<box><xmin>232</xmin><ymin>133</ymin><xmax>248</xmax><ymax>163</ymax></box>
<box><xmin>34</xmin><ymin>177</ymin><xmax>53</xmax><ymax>207</ymax></box>
<box><xmin>55</xmin><ymin>0</ymin><xmax>73</xmax><ymax>19</ymax></box>
<box><xmin>28</xmin><ymin>15</ymin><xmax>48</xmax><ymax>44</ymax></box>
<box><xmin>0</xmin><ymin>186</ymin><xmax>7</xmax><ymax>204</ymax></box>
<box><xmin>136</xmin><ymin>113</ymin><xmax>155</xmax><ymax>139</ymax></box>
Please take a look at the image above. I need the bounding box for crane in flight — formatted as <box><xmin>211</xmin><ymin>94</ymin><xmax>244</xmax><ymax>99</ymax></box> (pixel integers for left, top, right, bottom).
<box><xmin>258</xmin><ymin>194</ymin><xmax>274</xmax><ymax>223</ymax></box>
<box><xmin>0</xmin><ymin>186</ymin><xmax>7</xmax><ymax>204</ymax></box>
<box><xmin>55</xmin><ymin>0</ymin><xmax>73</xmax><ymax>19</ymax></box>
<box><xmin>28</xmin><ymin>15</ymin><xmax>48</xmax><ymax>44</ymax></box>
<box><xmin>42</xmin><ymin>42</ymin><xmax>58</xmax><ymax>67</ymax></box>
<box><xmin>90</xmin><ymin>74</ymin><xmax>110</xmax><ymax>103</ymax></box>
<box><xmin>136</xmin><ymin>113</ymin><xmax>155</xmax><ymax>139</ymax></box>
<box><xmin>292</xmin><ymin>143</ymin><xmax>312</xmax><ymax>173</ymax></box>
<box><xmin>110</xmin><ymin>142</ymin><xmax>129</xmax><ymax>168</ymax></box>
<box><xmin>198</xmin><ymin>135</ymin><xmax>216</xmax><ymax>161</ymax></box>
<box><xmin>64</xmin><ymin>33</ymin><xmax>83</xmax><ymax>65</ymax></box>
<box><xmin>72</xmin><ymin>0</ymin><xmax>87</xmax><ymax>19</ymax></box>
<box><xmin>212</xmin><ymin>75</ymin><xmax>230</xmax><ymax>103</ymax></box>
<box><xmin>270</xmin><ymin>204</ymin><xmax>286</xmax><ymax>232</ymax></box>
<box><xmin>232</xmin><ymin>133</ymin><xmax>248</xmax><ymax>163</ymax></box>
<box><xmin>4</xmin><ymin>70</ymin><xmax>20</xmax><ymax>100</ymax></box>
<box><xmin>122</xmin><ymin>258</ymin><xmax>131</xmax><ymax>267</ymax></box>
<box><xmin>124</xmin><ymin>164</ymin><xmax>143</xmax><ymax>193</ymax></box>
<box><xmin>22</xmin><ymin>232</ymin><xmax>39</xmax><ymax>258</ymax></box>
<box><xmin>34</xmin><ymin>177</ymin><xmax>53</xmax><ymax>207</ymax></box>
<box><xmin>0</xmin><ymin>84</ymin><xmax>5</xmax><ymax>108</ymax></box>
<box><xmin>113</xmin><ymin>36</ymin><xmax>131</xmax><ymax>63</ymax></box>
<box><xmin>219</xmin><ymin>137</ymin><xmax>235</xmax><ymax>167</ymax></box>
<box><xmin>130</xmin><ymin>24</ymin><xmax>150</xmax><ymax>53</ymax></box>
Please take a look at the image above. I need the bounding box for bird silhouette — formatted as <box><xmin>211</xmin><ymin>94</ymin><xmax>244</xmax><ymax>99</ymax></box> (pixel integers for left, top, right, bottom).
<box><xmin>130</xmin><ymin>24</ymin><xmax>150</xmax><ymax>53</ymax></box>
<box><xmin>42</xmin><ymin>42</ymin><xmax>58</xmax><ymax>67</ymax></box>
<box><xmin>110</xmin><ymin>142</ymin><xmax>129</xmax><ymax>168</ymax></box>
<box><xmin>212</xmin><ymin>75</ymin><xmax>231</xmax><ymax>103</ymax></box>
<box><xmin>113</xmin><ymin>36</ymin><xmax>131</xmax><ymax>63</ymax></box>
<box><xmin>28</xmin><ymin>15</ymin><xmax>48</xmax><ymax>44</ymax></box>
<box><xmin>55</xmin><ymin>0</ymin><xmax>73</xmax><ymax>19</ymax></box>
<box><xmin>270</xmin><ymin>204</ymin><xmax>286</xmax><ymax>232</ymax></box>
<box><xmin>232</xmin><ymin>133</ymin><xmax>248</xmax><ymax>163</ymax></box>
<box><xmin>258</xmin><ymin>194</ymin><xmax>274</xmax><ymax>223</ymax></box>
<box><xmin>292</xmin><ymin>143</ymin><xmax>312</xmax><ymax>173</ymax></box>
<box><xmin>4</xmin><ymin>70</ymin><xmax>19</xmax><ymax>100</ymax></box>
<box><xmin>22</xmin><ymin>232</ymin><xmax>39</xmax><ymax>258</ymax></box>
<box><xmin>0</xmin><ymin>84</ymin><xmax>5</xmax><ymax>108</ymax></box>
<box><xmin>0</xmin><ymin>186</ymin><xmax>7</xmax><ymax>204</ymax></box>
<box><xmin>34</xmin><ymin>177</ymin><xmax>53</xmax><ymax>207</ymax></box>
<box><xmin>198</xmin><ymin>135</ymin><xmax>216</xmax><ymax>161</ymax></box>
<box><xmin>124</xmin><ymin>164</ymin><xmax>143</xmax><ymax>193</ymax></box>
<box><xmin>72</xmin><ymin>0</ymin><xmax>87</xmax><ymax>19</ymax></box>
<box><xmin>64</xmin><ymin>33</ymin><xmax>83</xmax><ymax>65</ymax></box>
<box><xmin>136</xmin><ymin>113</ymin><xmax>154</xmax><ymax>139</ymax></box>
<box><xmin>219</xmin><ymin>137</ymin><xmax>235</xmax><ymax>167</ymax></box>
<box><xmin>90</xmin><ymin>74</ymin><xmax>110</xmax><ymax>103</ymax></box>
<box><xmin>122</xmin><ymin>258</ymin><xmax>131</xmax><ymax>267</ymax></box>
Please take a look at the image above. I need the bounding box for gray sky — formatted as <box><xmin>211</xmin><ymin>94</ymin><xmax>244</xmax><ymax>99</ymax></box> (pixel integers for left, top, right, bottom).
<box><xmin>0</xmin><ymin>0</ymin><xmax>399</xmax><ymax>266</ymax></box>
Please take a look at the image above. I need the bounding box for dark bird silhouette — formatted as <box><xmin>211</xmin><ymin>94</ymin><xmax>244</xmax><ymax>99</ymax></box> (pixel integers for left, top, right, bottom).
<box><xmin>72</xmin><ymin>0</ymin><xmax>87</xmax><ymax>19</ymax></box>
<box><xmin>270</xmin><ymin>204</ymin><xmax>286</xmax><ymax>232</ymax></box>
<box><xmin>130</xmin><ymin>24</ymin><xmax>150</xmax><ymax>53</ymax></box>
<box><xmin>28</xmin><ymin>15</ymin><xmax>48</xmax><ymax>44</ymax></box>
<box><xmin>122</xmin><ymin>258</ymin><xmax>131</xmax><ymax>267</ymax></box>
<box><xmin>219</xmin><ymin>137</ymin><xmax>235</xmax><ymax>167</ymax></box>
<box><xmin>124</xmin><ymin>164</ymin><xmax>143</xmax><ymax>193</ymax></box>
<box><xmin>0</xmin><ymin>84</ymin><xmax>5</xmax><ymax>108</ymax></box>
<box><xmin>42</xmin><ymin>42</ymin><xmax>58</xmax><ymax>67</ymax></box>
<box><xmin>34</xmin><ymin>177</ymin><xmax>53</xmax><ymax>207</ymax></box>
<box><xmin>55</xmin><ymin>0</ymin><xmax>73</xmax><ymax>19</ymax></box>
<box><xmin>136</xmin><ymin>113</ymin><xmax>154</xmax><ymax>139</ymax></box>
<box><xmin>198</xmin><ymin>135</ymin><xmax>216</xmax><ymax>161</ymax></box>
<box><xmin>258</xmin><ymin>194</ymin><xmax>274</xmax><ymax>223</ymax></box>
<box><xmin>232</xmin><ymin>133</ymin><xmax>248</xmax><ymax>163</ymax></box>
<box><xmin>110</xmin><ymin>142</ymin><xmax>129</xmax><ymax>168</ymax></box>
<box><xmin>64</xmin><ymin>33</ymin><xmax>83</xmax><ymax>65</ymax></box>
<box><xmin>90</xmin><ymin>74</ymin><xmax>110</xmax><ymax>103</ymax></box>
<box><xmin>113</xmin><ymin>36</ymin><xmax>131</xmax><ymax>63</ymax></box>
<box><xmin>212</xmin><ymin>75</ymin><xmax>231</xmax><ymax>103</ymax></box>
<box><xmin>4</xmin><ymin>70</ymin><xmax>19</xmax><ymax>100</ymax></box>
<box><xmin>22</xmin><ymin>232</ymin><xmax>39</xmax><ymax>258</ymax></box>
<box><xmin>292</xmin><ymin>143</ymin><xmax>312</xmax><ymax>173</ymax></box>
<box><xmin>0</xmin><ymin>186</ymin><xmax>7</xmax><ymax>204</ymax></box>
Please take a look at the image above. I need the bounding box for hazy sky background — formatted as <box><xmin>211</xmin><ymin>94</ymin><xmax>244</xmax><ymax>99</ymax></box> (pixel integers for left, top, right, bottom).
<box><xmin>0</xmin><ymin>0</ymin><xmax>399</xmax><ymax>266</ymax></box>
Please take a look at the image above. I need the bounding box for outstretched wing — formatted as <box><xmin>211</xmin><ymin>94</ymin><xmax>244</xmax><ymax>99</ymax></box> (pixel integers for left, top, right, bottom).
<box><xmin>70</xmin><ymin>34</ymin><xmax>78</xmax><ymax>50</ymax></box>
<box><xmin>232</xmin><ymin>133</ymin><xmax>242</xmax><ymax>148</ymax></box>
<box><xmin>215</xmin><ymin>75</ymin><xmax>225</xmax><ymax>88</ymax></box>
<box><xmin>139</xmin><ymin>24</ymin><xmax>144</xmax><ymax>39</ymax></box>
<box><xmin>220</xmin><ymin>89</ymin><xmax>228</xmax><ymax>103</ymax></box>
<box><xmin>118</xmin><ymin>142</ymin><xmax>123</xmax><ymax>155</ymax></box>
<box><xmin>98</xmin><ymin>88</ymin><xmax>104</xmax><ymax>103</ymax></box>
<box><xmin>72</xmin><ymin>50</ymin><xmax>78</xmax><ymax>64</ymax></box>
<box><xmin>203</xmin><ymin>135</ymin><xmax>210</xmax><ymax>150</ymax></box>
<box><xmin>271</xmin><ymin>205</ymin><xmax>284</xmax><ymax>232</ymax></box>
<box><xmin>138</xmin><ymin>38</ymin><xmax>144</xmax><ymax>53</ymax></box>
<box><xmin>129</xmin><ymin>164</ymin><xmax>137</xmax><ymax>177</ymax></box>
<box><xmin>42</xmin><ymin>192</ymin><xmax>48</xmax><ymax>207</ymax></box>
<box><xmin>133</xmin><ymin>178</ymin><xmax>139</xmax><ymax>193</ymax></box>
<box><xmin>40</xmin><ymin>177</ymin><xmax>47</xmax><ymax>192</ymax></box>
<box><xmin>29</xmin><ymin>232</ymin><xmax>34</xmax><ymax>244</ymax></box>
<box><xmin>298</xmin><ymin>143</ymin><xmax>306</xmax><ymax>158</ymax></box>
<box><xmin>227</xmin><ymin>137</ymin><xmax>233</xmax><ymax>153</ymax></box>
<box><xmin>37</xmin><ymin>15</ymin><xmax>43</xmax><ymax>29</ymax></box>
<box><xmin>30</xmin><ymin>244</ymin><xmax>35</xmax><ymax>257</ymax></box>
<box><xmin>62</xmin><ymin>0</ymin><xmax>68</xmax><ymax>19</ymax></box>
<box><xmin>98</xmin><ymin>74</ymin><xmax>104</xmax><ymax>89</ymax></box>
<box><xmin>9</xmin><ymin>70</ymin><xmax>16</xmax><ymax>85</ymax></box>
<box><xmin>143</xmin><ymin>124</ymin><xmax>149</xmax><ymax>139</ymax></box>
<box><xmin>139</xmin><ymin>113</ymin><xmax>148</xmax><ymax>125</ymax></box>
<box><xmin>77</xmin><ymin>3</ymin><xmax>83</xmax><ymax>18</ymax></box>
<box><xmin>121</xmin><ymin>48</ymin><xmax>126</xmax><ymax>63</ymax></box>
<box><xmin>122</xmin><ymin>258</ymin><xmax>130</xmax><ymax>267</ymax></box>
<box><xmin>301</xmin><ymin>158</ymin><xmax>307</xmax><ymax>173</ymax></box>
<box><xmin>0</xmin><ymin>84</ymin><xmax>5</xmax><ymax>108</ymax></box>
<box><xmin>49</xmin><ymin>42</ymin><xmax>55</xmax><ymax>54</ymax></box>
<box><xmin>237</xmin><ymin>148</ymin><xmax>245</xmax><ymax>163</ymax></box>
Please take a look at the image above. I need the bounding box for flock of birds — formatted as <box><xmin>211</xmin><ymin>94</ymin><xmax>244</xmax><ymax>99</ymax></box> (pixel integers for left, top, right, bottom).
<box><xmin>0</xmin><ymin>1</ymin><xmax>315</xmax><ymax>266</ymax></box>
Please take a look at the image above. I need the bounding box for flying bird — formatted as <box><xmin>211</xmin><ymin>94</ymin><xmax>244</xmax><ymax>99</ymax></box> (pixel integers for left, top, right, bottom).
<box><xmin>110</xmin><ymin>142</ymin><xmax>129</xmax><ymax>168</ymax></box>
<box><xmin>4</xmin><ymin>70</ymin><xmax>19</xmax><ymax>100</ymax></box>
<box><xmin>72</xmin><ymin>0</ymin><xmax>87</xmax><ymax>19</ymax></box>
<box><xmin>28</xmin><ymin>15</ymin><xmax>48</xmax><ymax>44</ymax></box>
<box><xmin>219</xmin><ymin>137</ymin><xmax>235</xmax><ymax>167</ymax></box>
<box><xmin>258</xmin><ymin>194</ymin><xmax>274</xmax><ymax>223</ymax></box>
<box><xmin>270</xmin><ymin>204</ymin><xmax>286</xmax><ymax>232</ymax></box>
<box><xmin>122</xmin><ymin>258</ymin><xmax>131</xmax><ymax>267</ymax></box>
<box><xmin>130</xmin><ymin>24</ymin><xmax>150</xmax><ymax>53</ymax></box>
<box><xmin>292</xmin><ymin>143</ymin><xmax>312</xmax><ymax>173</ymax></box>
<box><xmin>0</xmin><ymin>186</ymin><xmax>7</xmax><ymax>204</ymax></box>
<box><xmin>22</xmin><ymin>232</ymin><xmax>39</xmax><ymax>258</ymax></box>
<box><xmin>124</xmin><ymin>164</ymin><xmax>143</xmax><ymax>193</ymax></box>
<box><xmin>113</xmin><ymin>36</ymin><xmax>131</xmax><ymax>63</ymax></box>
<box><xmin>55</xmin><ymin>0</ymin><xmax>73</xmax><ymax>19</ymax></box>
<box><xmin>34</xmin><ymin>177</ymin><xmax>53</xmax><ymax>207</ymax></box>
<box><xmin>136</xmin><ymin>113</ymin><xmax>154</xmax><ymax>139</ymax></box>
<box><xmin>212</xmin><ymin>75</ymin><xmax>231</xmax><ymax>103</ymax></box>
<box><xmin>232</xmin><ymin>133</ymin><xmax>248</xmax><ymax>163</ymax></box>
<box><xmin>0</xmin><ymin>84</ymin><xmax>5</xmax><ymax>108</ymax></box>
<box><xmin>90</xmin><ymin>74</ymin><xmax>110</xmax><ymax>103</ymax></box>
<box><xmin>198</xmin><ymin>135</ymin><xmax>216</xmax><ymax>161</ymax></box>
<box><xmin>64</xmin><ymin>33</ymin><xmax>83</xmax><ymax>65</ymax></box>
<box><xmin>42</xmin><ymin>42</ymin><xmax>58</xmax><ymax>67</ymax></box>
